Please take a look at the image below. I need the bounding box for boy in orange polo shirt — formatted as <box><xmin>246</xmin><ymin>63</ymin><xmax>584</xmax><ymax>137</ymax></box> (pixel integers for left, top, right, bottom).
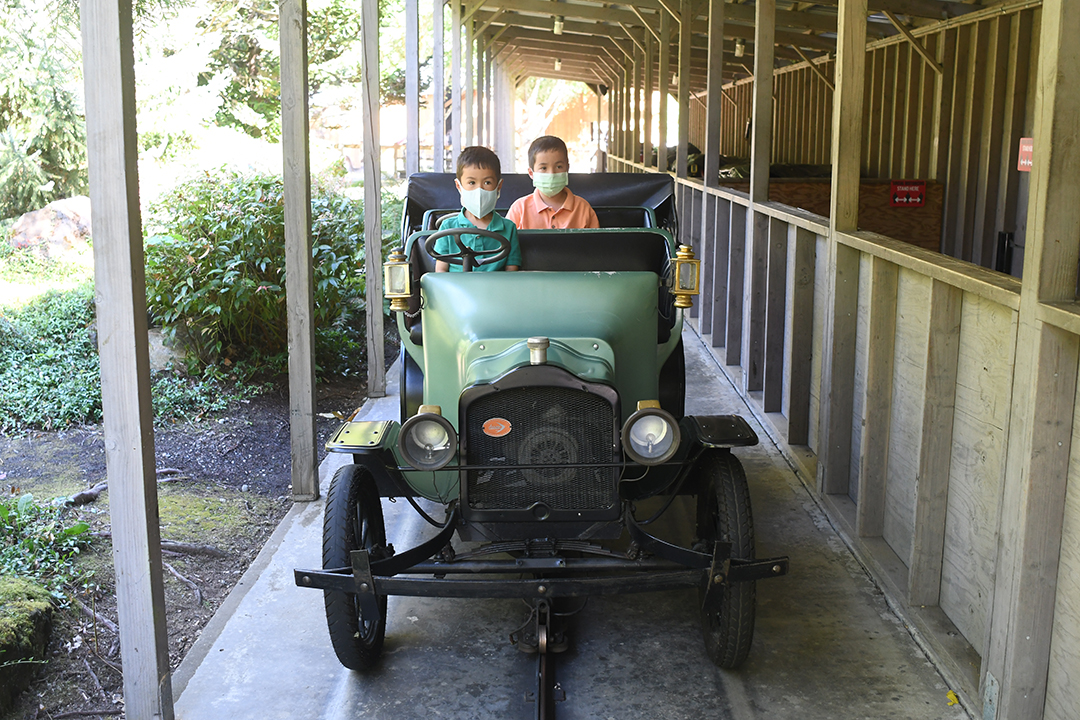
<box><xmin>506</xmin><ymin>135</ymin><xmax>600</xmax><ymax>230</ymax></box>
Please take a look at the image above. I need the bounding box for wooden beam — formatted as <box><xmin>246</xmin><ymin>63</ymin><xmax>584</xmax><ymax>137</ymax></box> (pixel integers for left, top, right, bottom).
<box><xmin>433</xmin><ymin>0</ymin><xmax>446</xmax><ymax>170</ymax></box>
<box><xmin>656</xmin><ymin>0</ymin><xmax>681</xmax><ymax>24</ymax></box>
<box><xmin>763</xmin><ymin>216</ymin><xmax>788</xmax><ymax>411</ymax></box>
<box><xmin>703</xmin><ymin>0</ymin><xmax>725</xmax><ymax>189</ymax></box>
<box><xmin>883</xmin><ymin>10</ymin><xmax>944</xmax><ymax>75</ymax></box>
<box><xmin>819</xmin><ymin>0</ymin><xmax>867</xmax><ymax>495</ymax></box>
<box><xmin>451</xmin><ymin>0</ymin><xmax>462</xmax><ymax>162</ymax></box>
<box><xmin>749</xmin><ymin>0</ymin><xmax>775</xmax><ymax>204</ymax></box>
<box><xmin>461</xmin><ymin>0</ymin><xmax>487</xmax><ymax>25</ymax></box>
<box><xmin>907</xmin><ymin>280</ymin><xmax>962</xmax><ymax>605</ymax></box>
<box><xmin>722</xmin><ymin>88</ymin><xmax>737</xmax><ymax>107</ymax></box>
<box><xmin>465</xmin><ymin>18</ymin><xmax>474</xmax><ymax>146</ymax></box>
<box><xmin>676</xmin><ymin>0</ymin><xmax>691</xmax><ymax>177</ymax></box>
<box><xmin>631</xmin><ymin>5</ymin><xmax>663</xmax><ymax>44</ymax></box>
<box><xmin>657</xmin><ymin>10</ymin><xmax>670</xmax><ymax>171</ymax></box>
<box><xmin>725</xmin><ymin>204</ymin><xmax>747</xmax><ymax>365</ymax></box>
<box><xmin>475</xmin><ymin>8</ymin><xmax>504</xmax><ymax>37</ymax></box>
<box><xmin>618</xmin><ymin>22</ymin><xmax>646</xmax><ymax>54</ymax></box>
<box><xmin>362</xmin><ymin>0</ymin><xmax>385</xmax><ymax>397</ymax></box>
<box><xmin>406</xmin><ymin>0</ymin><xmax>420</xmax><ymax>175</ymax></box>
<box><xmin>785</xmin><ymin>226</ymin><xmax>817</xmax><ymax>445</ymax></box>
<box><xmin>279</xmin><ymin>0</ymin><xmax>319</xmax><ymax>498</ymax></box>
<box><xmin>644</xmin><ymin>32</ymin><xmax>655</xmax><ymax>169</ymax></box>
<box><xmin>81</xmin><ymin>0</ymin><xmax>174</xmax><ymax>714</ymax></box>
<box><xmin>792</xmin><ymin>45</ymin><xmax>835</xmax><ymax>90</ymax></box>
<box><xmin>481</xmin><ymin>22</ymin><xmax>511</xmax><ymax>54</ymax></box>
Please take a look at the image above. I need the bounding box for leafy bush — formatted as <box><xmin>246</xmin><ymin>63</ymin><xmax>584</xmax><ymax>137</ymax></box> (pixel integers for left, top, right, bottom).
<box><xmin>0</xmin><ymin>493</ymin><xmax>92</xmax><ymax>600</ymax></box>
<box><xmin>0</xmin><ymin>280</ymin><xmax>260</xmax><ymax>431</ymax></box>
<box><xmin>144</xmin><ymin>169</ymin><xmax>387</xmax><ymax>378</ymax></box>
<box><xmin>0</xmin><ymin>284</ymin><xmax>102</xmax><ymax>431</ymax></box>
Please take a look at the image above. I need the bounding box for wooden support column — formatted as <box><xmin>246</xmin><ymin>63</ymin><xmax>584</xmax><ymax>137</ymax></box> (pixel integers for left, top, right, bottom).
<box><xmin>465</xmin><ymin>18</ymin><xmax>474</xmax><ymax>146</ymax></box>
<box><xmin>819</xmin><ymin>0</ymin><xmax>866</xmax><ymax>495</ymax></box>
<box><xmin>987</xmin><ymin>0</ymin><xmax>1080</xmax><ymax>716</ymax></box>
<box><xmin>763</xmin><ymin>217</ymin><xmax>788</xmax><ymax>412</ymax></box>
<box><xmin>855</xmin><ymin>257</ymin><xmax>897</xmax><ymax>536</ymax></box>
<box><xmin>743</xmin><ymin>0</ymin><xmax>775</xmax><ymax>395</ymax></box>
<box><xmin>451</xmin><ymin>0</ymin><xmax>462</xmax><ymax>163</ymax></box>
<box><xmin>362</xmin><ymin>0</ymin><xmax>385</xmax><ymax>397</ymax></box>
<box><xmin>433</xmin><ymin>0</ymin><xmax>445</xmax><ymax>170</ymax></box>
<box><xmin>784</xmin><ymin>227</ymin><xmax>816</xmax><ymax>445</ymax></box>
<box><xmin>644</xmin><ymin>34</ymin><xmax>655</xmax><ymax>170</ymax></box>
<box><xmin>280</xmin><ymin>0</ymin><xmax>319</xmax><ymax>498</ymax></box>
<box><xmin>700</xmin><ymin>0</ymin><xmax>725</xmax><ymax>338</ymax></box>
<box><xmin>676</xmin><ymin>0</ymin><xmax>691</xmax><ymax>177</ymax></box>
<box><xmin>907</xmin><ymin>280</ymin><xmax>962</xmax><ymax>605</ymax></box>
<box><xmin>633</xmin><ymin>41</ymin><xmax>642</xmax><ymax>165</ymax></box>
<box><xmin>709</xmin><ymin>199</ymin><xmax>731</xmax><ymax>348</ymax></box>
<box><xmin>725</xmin><ymin>203</ymin><xmax>747</xmax><ymax>366</ymax></box>
<box><xmin>405</xmin><ymin>0</ymin><xmax>419</xmax><ymax>175</ymax></box>
<box><xmin>81</xmin><ymin>0</ymin><xmax>174</xmax><ymax>714</ymax></box>
<box><xmin>658</xmin><ymin>11</ymin><xmax>670</xmax><ymax>172</ymax></box>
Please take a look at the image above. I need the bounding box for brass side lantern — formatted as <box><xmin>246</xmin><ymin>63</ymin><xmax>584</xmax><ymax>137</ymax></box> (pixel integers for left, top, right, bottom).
<box><xmin>383</xmin><ymin>248</ymin><xmax>411</xmax><ymax>312</ymax></box>
<box><xmin>671</xmin><ymin>244</ymin><xmax>701</xmax><ymax>309</ymax></box>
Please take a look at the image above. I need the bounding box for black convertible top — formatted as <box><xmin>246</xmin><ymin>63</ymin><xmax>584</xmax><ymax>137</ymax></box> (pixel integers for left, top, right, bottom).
<box><xmin>400</xmin><ymin>172</ymin><xmax>677</xmax><ymax>238</ymax></box>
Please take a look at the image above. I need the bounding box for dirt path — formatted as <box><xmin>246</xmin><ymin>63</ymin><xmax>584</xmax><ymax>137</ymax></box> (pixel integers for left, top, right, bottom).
<box><xmin>0</xmin><ymin>379</ymin><xmax>368</xmax><ymax>720</ymax></box>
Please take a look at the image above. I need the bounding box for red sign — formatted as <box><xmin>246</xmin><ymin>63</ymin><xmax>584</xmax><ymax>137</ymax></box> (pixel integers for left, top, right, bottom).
<box><xmin>1018</xmin><ymin>137</ymin><xmax>1034</xmax><ymax>172</ymax></box>
<box><xmin>890</xmin><ymin>180</ymin><xmax>926</xmax><ymax>207</ymax></box>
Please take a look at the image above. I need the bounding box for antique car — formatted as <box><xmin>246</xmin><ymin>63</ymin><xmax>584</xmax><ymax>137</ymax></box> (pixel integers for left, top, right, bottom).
<box><xmin>295</xmin><ymin>172</ymin><xmax>788</xmax><ymax>714</ymax></box>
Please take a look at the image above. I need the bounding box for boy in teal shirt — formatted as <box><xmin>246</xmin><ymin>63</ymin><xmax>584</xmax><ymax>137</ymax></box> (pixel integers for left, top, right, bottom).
<box><xmin>434</xmin><ymin>146</ymin><xmax>521</xmax><ymax>272</ymax></box>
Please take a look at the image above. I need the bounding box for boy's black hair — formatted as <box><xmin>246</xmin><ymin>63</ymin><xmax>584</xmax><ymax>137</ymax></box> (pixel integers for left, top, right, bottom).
<box><xmin>527</xmin><ymin>135</ymin><xmax>569</xmax><ymax>169</ymax></box>
<box><xmin>456</xmin><ymin>146</ymin><xmax>502</xmax><ymax>180</ymax></box>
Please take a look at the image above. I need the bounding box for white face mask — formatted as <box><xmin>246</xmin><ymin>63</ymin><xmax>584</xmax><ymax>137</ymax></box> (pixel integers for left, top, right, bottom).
<box><xmin>532</xmin><ymin>171</ymin><xmax>568</xmax><ymax>197</ymax></box>
<box><xmin>460</xmin><ymin>187</ymin><xmax>499</xmax><ymax>218</ymax></box>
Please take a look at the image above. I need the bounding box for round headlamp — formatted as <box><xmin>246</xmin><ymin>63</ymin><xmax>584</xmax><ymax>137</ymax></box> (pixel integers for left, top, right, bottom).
<box><xmin>398</xmin><ymin>411</ymin><xmax>457</xmax><ymax>470</ymax></box>
<box><xmin>621</xmin><ymin>405</ymin><xmax>680</xmax><ymax>466</ymax></box>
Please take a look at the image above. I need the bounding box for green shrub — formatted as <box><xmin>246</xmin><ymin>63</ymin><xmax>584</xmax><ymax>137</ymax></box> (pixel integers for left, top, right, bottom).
<box><xmin>0</xmin><ymin>494</ymin><xmax>91</xmax><ymax>601</ymax></box>
<box><xmin>0</xmin><ymin>284</ymin><xmax>102</xmax><ymax>431</ymax></box>
<box><xmin>145</xmin><ymin>169</ymin><xmax>397</xmax><ymax>378</ymax></box>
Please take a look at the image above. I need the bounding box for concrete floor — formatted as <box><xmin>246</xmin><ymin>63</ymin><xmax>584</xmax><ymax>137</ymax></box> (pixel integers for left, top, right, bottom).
<box><xmin>172</xmin><ymin>328</ymin><xmax>971</xmax><ymax>720</ymax></box>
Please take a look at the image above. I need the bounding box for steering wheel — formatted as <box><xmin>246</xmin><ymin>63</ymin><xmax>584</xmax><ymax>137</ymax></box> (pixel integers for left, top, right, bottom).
<box><xmin>424</xmin><ymin>227</ymin><xmax>511</xmax><ymax>272</ymax></box>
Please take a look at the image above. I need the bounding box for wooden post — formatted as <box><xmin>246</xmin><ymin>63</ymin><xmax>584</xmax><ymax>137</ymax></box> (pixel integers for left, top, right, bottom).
<box><xmin>362</xmin><ymin>0</ymin><xmax>386</xmax><ymax>398</ymax></box>
<box><xmin>465</xmin><ymin>18</ymin><xmax>474</xmax><ymax>146</ymax></box>
<box><xmin>703</xmin><ymin>0</ymin><xmax>725</xmax><ymax>191</ymax></box>
<box><xmin>818</xmin><ymin>0</ymin><xmax>866</xmax><ymax>495</ymax></box>
<box><xmin>725</xmin><ymin>203</ymin><xmax>747</xmax><ymax>366</ymax></box>
<box><xmin>433</xmin><ymin>0</ymin><xmax>445</xmax><ymax>170</ymax></box>
<box><xmin>406</xmin><ymin>0</ymin><xmax>419</xmax><ymax>175</ymax></box>
<box><xmin>763</xmin><ymin>217</ymin><xmax>788</xmax><ymax>412</ymax></box>
<box><xmin>855</xmin><ymin>256</ymin><xmax>897</xmax><ymax>536</ymax></box>
<box><xmin>633</xmin><ymin>40</ymin><xmax>642</xmax><ymax>165</ymax></box>
<box><xmin>986</xmin><ymin>1</ymin><xmax>1080</xmax><ymax>716</ymax></box>
<box><xmin>676</xmin><ymin>0</ymin><xmax>692</xmax><ymax>178</ymax></box>
<box><xmin>907</xmin><ymin>280</ymin><xmax>962</xmax><ymax>605</ymax></box>
<box><xmin>710</xmin><ymin>199</ymin><xmax>731</xmax><ymax>348</ymax></box>
<box><xmin>451</xmin><ymin>0</ymin><xmax>462</xmax><ymax>163</ymax></box>
<box><xmin>644</xmin><ymin>34</ymin><xmax>655</xmax><ymax>169</ymax></box>
<box><xmin>280</xmin><ymin>0</ymin><xmax>319</xmax><ymax>499</ymax></box>
<box><xmin>81</xmin><ymin>0</ymin><xmax>174</xmax><ymax>714</ymax></box>
<box><xmin>784</xmin><ymin>227</ymin><xmax>816</xmax><ymax>445</ymax></box>
<box><xmin>658</xmin><ymin>11</ymin><xmax>670</xmax><ymax>172</ymax></box>
<box><xmin>750</xmin><ymin>0</ymin><xmax>775</xmax><ymax>205</ymax></box>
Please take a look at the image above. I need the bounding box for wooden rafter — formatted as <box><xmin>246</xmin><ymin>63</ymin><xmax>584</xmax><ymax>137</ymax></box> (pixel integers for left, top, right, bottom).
<box><xmin>882</xmin><ymin>10</ymin><xmax>945</xmax><ymax>75</ymax></box>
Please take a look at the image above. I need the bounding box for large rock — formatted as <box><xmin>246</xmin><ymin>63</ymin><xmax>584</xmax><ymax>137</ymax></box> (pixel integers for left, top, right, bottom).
<box><xmin>8</xmin><ymin>196</ymin><xmax>93</xmax><ymax>269</ymax></box>
<box><xmin>0</xmin><ymin>577</ymin><xmax>54</xmax><ymax>714</ymax></box>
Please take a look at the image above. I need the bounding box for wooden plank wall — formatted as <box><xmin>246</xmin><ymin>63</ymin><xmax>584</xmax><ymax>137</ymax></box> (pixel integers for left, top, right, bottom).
<box><xmin>691</xmin><ymin>6</ymin><xmax>1040</xmax><ymax>271</ymax></box>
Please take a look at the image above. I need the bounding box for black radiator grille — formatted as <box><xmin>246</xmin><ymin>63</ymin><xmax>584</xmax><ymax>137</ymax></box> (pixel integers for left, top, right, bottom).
<box><xmin>464</xmin><ymin>386</ymin><xmax>617</xmax><ymax>511</ymax></box>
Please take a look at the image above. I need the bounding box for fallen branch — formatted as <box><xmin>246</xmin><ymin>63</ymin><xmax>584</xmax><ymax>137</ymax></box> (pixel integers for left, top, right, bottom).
<box><xmin>82</xmin><ymin>657</ymin><xmax>107</xmax><ymax>703</ymax></box>
<box><xmin>163</xmin><ymin>561</ymin><xmax>203</xmax><ymax>605</ymax></box>
<box><xmin>90</xmin><ymin>533</ymin><xmax>227</xmax><ymax>558</ymax></box>
<box><xmin>52</xmin><ymin>710</ymin><xmax>122</xmax><ymax>719</ymax></box>
<box><xmin>74</xmin><ymin>597</ymin><xmax>118</xmax><ymax>637</ymax></box>
<box><xmin>67</xmin><ymin>482</ymin><xmax>108</xmax><ymax>506</ymax></box>
<box><xmin>156</xmin><ymin>467</ymin><xmax>183</xmax><ymax>476</ymax></box>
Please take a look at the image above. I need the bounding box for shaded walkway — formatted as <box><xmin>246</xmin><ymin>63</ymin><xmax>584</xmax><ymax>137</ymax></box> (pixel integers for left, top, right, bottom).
<box><xmin>172</xmin><ymin>327</ymin><xmax>969</xmax><ymax>720</ymax></box>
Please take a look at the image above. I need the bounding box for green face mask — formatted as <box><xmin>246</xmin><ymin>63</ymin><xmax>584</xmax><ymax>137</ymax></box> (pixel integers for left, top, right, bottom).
<box><xmin>532</xmin><ymin>171</ymin><xmax>568</xmax><ymax>197</ymax></box>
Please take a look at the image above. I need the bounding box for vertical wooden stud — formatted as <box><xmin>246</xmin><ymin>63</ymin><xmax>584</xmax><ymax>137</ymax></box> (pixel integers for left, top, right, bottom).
<box><xmin>855</xmin><ymin>257</ymin><xmax>898</xmax><ymax>536</ymax></box>
<box><xmin>658</xmin><ymin>12</ymin><xmax>670</xmax><ymax>172</ymax></box>
<box><xmin>711</xmin><ymin>199</ymin><xmax>732</xmax><ymax>347</ymax></box>
<box><xmin>785</xmin><ymin>227</ymin><xmax>816</xmax><ymax>445</ymax></box>
<box><xmin>725</xmin><ymin>203</ymin><xmax>747</xmax><ymax>365</ymax></box>
<box><xmin>406</xmin><ymin>0</ymin><xmax>419</xmax><ymax>175</ymax></box>
<box><xmin>907</xmin><ymin>281</ymin><xmax>962</xmax><ymax>605</ymax></box>
<box><xmin>433</xmin><ymin>0</ymin><xmax>445</xmax><ymax>170</ymax></box>
<box><xmin>676</xmin><ymin>0</ymin><xmax>691</xmax><ymax>177</ymax></box>
<box><xmin>750</xmin><ymin>0</ymin><xmax>775</xmax><ymax>205</ymax></box>
<box><xmin>81</xmin><ymin>0</ymin><xmax>174</xmax><ymax>713</ymax></box>
<box><xmin>743</xmin><ymin>211</ymin><xmax>769</xmax><ymax>393</ymax></box>
<box><xmin>451</xmin><ymin>0</ymin><xmax>462</xmax><ymax>163</ymax></box>
<box><xmin>763</xmin><ymin>217</ymin><xmax>788</xmax><ymax>412</ymax></box>
<box><xmin>362</xmin><ymin>0</ymin><xmax>385</xmax><ymax>398</ymax></box>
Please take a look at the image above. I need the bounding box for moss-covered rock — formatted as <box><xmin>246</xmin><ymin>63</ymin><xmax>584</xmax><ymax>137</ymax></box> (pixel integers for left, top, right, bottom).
<box><xmin>0</xmin><ymin>577</ymin><xmax>54</xmax><ymax>714</ymax></box>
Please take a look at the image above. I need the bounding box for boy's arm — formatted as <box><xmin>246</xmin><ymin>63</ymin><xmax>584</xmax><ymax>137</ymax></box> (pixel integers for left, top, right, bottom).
<box><xmin>582</xmin><ymin>197</ymin><xmax>600</xmax><ymax>229</ymax></box>
<box><xmin>505</xmin><ymin>196</ymin><xmax>526</xmax><ymax>228</ymax></box>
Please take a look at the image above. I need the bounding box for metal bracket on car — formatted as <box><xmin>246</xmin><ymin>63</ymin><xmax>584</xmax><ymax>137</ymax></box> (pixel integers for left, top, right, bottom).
<box><xmin>626</xmin><ymin>507</ymin><xmax>717</xmax><ymax>569</ymax></box>
<box><xmin>350</xmin><ymin>549</ymin><xmax>381</xmax><ymax>626</ymax></box>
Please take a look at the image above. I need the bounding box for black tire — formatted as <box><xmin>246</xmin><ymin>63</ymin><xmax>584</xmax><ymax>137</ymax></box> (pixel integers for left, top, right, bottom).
<box><xmin>695</xmin><ymin>450</ymin><xmax>756</xmax><ymax>669</ymax></box>
<box><xmin>323</xmin><ymin>464</ymin><xmax>388</xmax><ymax>670</ymax></box>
